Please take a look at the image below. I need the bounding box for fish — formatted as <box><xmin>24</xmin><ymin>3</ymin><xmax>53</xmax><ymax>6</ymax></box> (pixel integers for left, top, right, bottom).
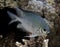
<box><xmin>7</xmin><ymin>7</ymin><xmax>50</xmax><ymax>38</ymax></box>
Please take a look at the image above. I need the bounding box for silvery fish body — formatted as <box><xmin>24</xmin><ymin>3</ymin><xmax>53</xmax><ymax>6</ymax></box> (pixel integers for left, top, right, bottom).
<box><xmin>7</xmin><ymin>7</ymin><xmax>50</xmax><ymax>37</ymax></box>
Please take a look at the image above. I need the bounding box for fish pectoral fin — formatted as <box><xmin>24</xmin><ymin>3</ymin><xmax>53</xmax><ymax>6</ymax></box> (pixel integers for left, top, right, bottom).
<box><xmin>25</xmin><ymin>34</ymin><xmax>38</xmax><ymax>38</ymax></box>
<box><xmin>17</xmin><ymin>23</ymin><xmax>24</xmax><ymax>29</ymax></box>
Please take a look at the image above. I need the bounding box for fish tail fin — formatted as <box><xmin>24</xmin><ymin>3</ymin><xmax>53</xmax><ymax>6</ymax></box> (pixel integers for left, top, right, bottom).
<box><xmin>7</xmin><ymin>11</ymin><xmax>18</xmax><ymax>24</ymax></box>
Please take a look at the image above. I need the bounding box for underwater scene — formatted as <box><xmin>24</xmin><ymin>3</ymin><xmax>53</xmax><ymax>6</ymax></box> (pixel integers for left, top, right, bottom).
<box><xmin>0</xmin><ymin>0</ymin><xmax>60</xmax><ymax>47</ymax></box>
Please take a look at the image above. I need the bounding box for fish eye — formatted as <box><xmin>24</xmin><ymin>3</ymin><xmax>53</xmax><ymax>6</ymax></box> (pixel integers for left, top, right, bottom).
<box><xmin>44</xmin><ymin>29</ymin><xmax>46</xmax><ymax>31</ymax></box>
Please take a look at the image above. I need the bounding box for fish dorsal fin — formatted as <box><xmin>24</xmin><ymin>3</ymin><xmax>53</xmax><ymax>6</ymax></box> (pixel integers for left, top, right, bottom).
<box><xmin>15</xmin><ymin>7</ymin><xmax>25</xmax><ymax>17</ymax></box>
